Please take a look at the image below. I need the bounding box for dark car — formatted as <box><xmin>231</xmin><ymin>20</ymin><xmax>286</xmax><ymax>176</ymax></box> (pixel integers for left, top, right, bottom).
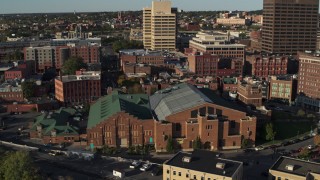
<box><xmin>244</xmin><ymin>148</ymin><xmax>255</xmax><ymax>153</ymax></box>
<box><xmin>281</xmin><ymin>141</ymin><xmax>291</xmax><ymax>146</ymax></box>
<box><xmin>151</xmin><ymin>166</ymin><xmax>162</xmax><ymax>176</ymax></box>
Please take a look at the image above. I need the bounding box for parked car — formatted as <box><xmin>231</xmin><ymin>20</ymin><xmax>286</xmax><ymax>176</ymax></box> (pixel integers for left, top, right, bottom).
<box><xmin>216</xmin><ymin>153</ymin><xmax>223</xmax><ymax>157</ymax></box>
<box><xmin>244</xmin><ymin>148</ymin><xmax>255</xmax><ymax>153</ymax></box>
<box><xmin>151</xmin><ymin>166</ymin><xmax>162</xmax><ymax>176</ymax></box>
<box><xmin>281</xmin><ymin>141</ymin><xmax>291</xmax><ymax>146</ymax></box>
<box><xmin>129</xmin><ymin>160</ymin><xmax>142</xmax><ymax>169</ymax></box>
<box><xmin>255</xmin><ymin>146</ymin><xmax>264</xmax><ymax>151</ymax></box>
<box><xmin>308</xmin><ymin>145</ymin><xmax>315</xmax><ymax>150</ymax></box>
<box><xmin>140</xmin><ymin>163</ymin><xmax>152</xmax><ymax>171</ymax></box>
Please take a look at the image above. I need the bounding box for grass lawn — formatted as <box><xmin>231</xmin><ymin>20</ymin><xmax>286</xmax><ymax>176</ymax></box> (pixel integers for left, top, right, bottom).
<box><xmin>274</xmin><ymin>121</ymin><xmax>314</xmax><ymax>140</ymax></box>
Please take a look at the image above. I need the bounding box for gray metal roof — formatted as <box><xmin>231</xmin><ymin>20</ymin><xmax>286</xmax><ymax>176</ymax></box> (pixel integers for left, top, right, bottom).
<box><xmin>150</xmin><ymin>83</ymin><xmax>212</xmax><ymax>120</ymax></box>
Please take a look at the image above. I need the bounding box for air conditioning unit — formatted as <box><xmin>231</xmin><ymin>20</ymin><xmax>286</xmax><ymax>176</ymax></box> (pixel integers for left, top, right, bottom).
<box><xmin>182</xmin><ymin>156</ymin><xmax>192</xmax><ymax>163</ymax></box>
<box><xmin>216</xmin><ymin>162</ymin><xmax>226</xmax><ymax>169</ymax></box>
<box><xmin>285</xmin><ymin>164</ymin><xmax>294</xmax><ymax>171</ymax></box>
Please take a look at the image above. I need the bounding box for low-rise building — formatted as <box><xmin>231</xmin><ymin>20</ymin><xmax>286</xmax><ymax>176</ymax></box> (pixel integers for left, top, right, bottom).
<box><xmin>216</xmin><ymin>17</ymin><xmax>251</xmax><ymax>26</ymax></box>
<box><xmin>55</xmin><ymin>71</ymin><xmax>101</xmax><ymax>105</ymax></box>
<box><xmin>237</xmin><ymin>77</ymin><xmax>263</xmax><ymax>107</ymax></box>
<box><xmin>0</xmin><ymin>80</ymin><xmax>23</xmax><ymax>102</ymax></box>
<box><xmin>163</xmin><ymin>150</ymin><xmax>243</xmax><ymax>180</ymax></box>
<box><xmin>269</xmin><ymin>156</ymin><xmax>320</xmax><ymax>180</ymax></box>
<box><xmin>188</xmin><ymin>53</ymin><xmax>219</xmax><ymax>77</ymax></box>
<box><xmin>4</xmin><ymin>60</ymin><xmax>35</xmax><ymax>80</ymax></box>
<box><xmin>123</xmin><ymin>63</ymin><xmax>152</xmax><ymax>75</ymax></box>
<box><xmin>269</xmin><ymin>75</ymin><xmax>297</xmax><ymax>104</ymax></box>
<box><xmin>29</xmin><ymin>108</ymin><xmax>80</xmax><ymax>144</ymax></box>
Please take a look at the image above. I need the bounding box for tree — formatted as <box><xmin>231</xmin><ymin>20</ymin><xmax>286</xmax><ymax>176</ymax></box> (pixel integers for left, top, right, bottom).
<box><xmin>0</xmin><ymin>151</ymin><xmax>40</xmax><ymax>180</ymax></box>
<box><xmin>21</xmin><ymin>82</ymin><xmax>35</xmax><ymax>99</ymax></box>
<box><xmin>298</xmin><ymin>147</ymin><xmax>311</xmax><ymax>159</ymax></box>
<box><xmin>241</xmin><ymin>136</ymin><xmax>250</xmax><ymax>148</ymax></box>
<box><xmin>112</xmin><ymin>40</ymin><xmax>143</xmax><ymax>53</ymax></box>
<box><xmin>297</xmin><ymin>109</ymin><xmax>306</xmax><ymax>117</ymax></box>
<box><xmin>61</xmin><ymin>57</ymin><xmax>87</xmax><ymax>75</ymax></box>
<box><xmin>265</xmin><ymin>123</ymin><xmax>277</xmax><ymax>141</ymax></box>
<box><xmin>314</xmin><ymin>135</ymin><xmax>320</xmax><ymax>146</ymax></box>
<box><xmin>193</xmin><ymin>136</ymin><xmax>202</xmax><ymax>150</ymax></box>
<box><xmin>166</xmin><ymin>135</ymin><xmax>174</xmax><ymax>153</ymax></box>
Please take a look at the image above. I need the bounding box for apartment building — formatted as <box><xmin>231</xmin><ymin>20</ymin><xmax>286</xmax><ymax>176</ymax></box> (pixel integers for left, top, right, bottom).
<box><xmin>262</xmin><ymin>0</ymin><xmax>318</xmax><ymax>54</ymax></box>
<box><xmin>163</xmin><ymin>150</ymin><xmax>243</xmax><ymax>180</ymax></box>
<box><xmin>55</xmin><ymin>71</ymin><xmax>101</xmax><ymax>104</ymax></box>
<box><xmin>143</xmin><ymin>0</ymin><xmax>176</xmax><ymax>50</ymax></box>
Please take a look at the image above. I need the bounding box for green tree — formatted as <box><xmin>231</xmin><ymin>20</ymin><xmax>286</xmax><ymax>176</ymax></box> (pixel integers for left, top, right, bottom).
<box><xmin>297</xmin><ymin>109</ymin><xmax>306</xmax><ymax>117</ymax></box>
<box><xmin>112</xmin><ymin>40</ymin><xmax>143</xmax><ymax>53</ymax></box>
<box><xmin>241</xmin><ymin>136</ymin><xmax>249</xmax><ymax>148</ymax></box>
<box><xmin>265</xmin><ymin>123</ymin><xmax>276</xmax><ymax>141</ymax></box>
<box><xmin>298</xmin><ymin>147</ymin><xmax>311</xmax><ymax>159</ymax></box>
<box><xmin>61</xmin><ymin>57</ymin><xmax>87</xmax><ymax>75</ymax></box>
<box><xmin>0</xmin><ymin>151</ymin><xmax>40</xmax><ymax>180</ymax></box>
<box><xmin>314</xmin><ymin>135</ymin><xmax>320</xmax><ymax>146</ymax></box>
<box><xmin>166</xmin><ymin>135</ymin><xmax>174</xmax><ymax>153</ymax></box>
<box><xmin>21</xmin><ymin>81</ymin><xmax>35</xmax><ymax>99</ymax></box>
<box><xmin>193</xmin><ymin>136</ymin><xmax>202</xmax><ymax>150</ymax></box>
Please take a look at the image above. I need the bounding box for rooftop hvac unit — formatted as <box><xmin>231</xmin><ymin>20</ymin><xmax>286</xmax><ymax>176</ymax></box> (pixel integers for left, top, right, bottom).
<box><xmin>216</xmin><ymin>162</ymin><xmax>226</xmax><ymax>169</ymax></box>
<box><xmin>182</xmin><ymin>156</ymin><xmax>192</xmax><ymax>163</ymax></box>
<box><xmin>285</xmin><ymin>164</ymin><xmax>294</xmax><ymax>171</ymax></box>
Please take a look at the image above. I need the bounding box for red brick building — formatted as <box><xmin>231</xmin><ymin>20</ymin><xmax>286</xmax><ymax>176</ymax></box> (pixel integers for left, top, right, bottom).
<box><xmin>188</xmin><ymin>53</ymin><xmax>219</xmax><ymax>77</ymax></box>
<box><xmin>123</xmin><ymin>63</ymin><xmax>152</xmax><ymax>75</ymax></box>
<box><xmin>237</xmin><ymin>77</ymin><xmax>263</xmax><ymax>107</ymax></box>
<box><xmin>4</xmin><ymin>60</ymin><xmax>35</xmax><ymax>80</ymax></box>
<box><xmin>0</xmin><ymin>81</ymin><xmax>24</xmax><ymax>102</ymax></box>
<box><xmin>87</xmin><ymin>83</ymin><xmax>257</xmax><ymax>152</ymax></box>
<box><xmin>246</xmin><ymin>55</ymin><xmax>288</xmax><ymax>78</ymax></box>
<box><xmin>70</xmin><ymin>45</ymin><xmax>100</xmax><ymax>64</ymax></box>
<box><xmin>55</xmin><ymin>71</ymin><xmax>101</xmax><ymax>104</ymax></box>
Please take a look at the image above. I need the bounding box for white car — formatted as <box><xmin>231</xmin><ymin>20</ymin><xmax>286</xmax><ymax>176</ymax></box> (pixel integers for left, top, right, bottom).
<box><xmin>129</xmin><ymin>160</ymin><xmax>142</xmax><ymax>169</ymax></box>
<box><xmin>255</xmin><ymin>146</ymin><xmax>264</xmax><ymax>151</ymax></box>
<box><xmin>140</xmin><ymin>163</ymin><xmax>152</xmax><ymax>171</ymax></box>
<box><xmin>308</xmin><ymin>145</ymin><xmax>314</xmax><ymax>150</ymax></box>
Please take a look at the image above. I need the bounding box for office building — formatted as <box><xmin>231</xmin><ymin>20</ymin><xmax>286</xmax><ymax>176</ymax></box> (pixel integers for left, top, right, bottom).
<box><xmin>269</xmin><ymin>156</ymin><xmax>320</xmax><ymax>180</ymax></box>
<box><xmin>143</xmin><ymin>0</ymin><xmax>176</xmax><ymax>50</ymax></box>
<box><xmin>186</xmin><ymin>32</ymin><xmax>246</xmax><ymax>60</ymax></box>
<box><xmin>262</xmin><ymin>0</ymin><xmax>319</xmax><ymax>54</ymax></box>
<box><xmin>163</xmin><ymin>150</ymin><xmax>243</xmax><ymax>180</ymax></box>
<box><xmin>296</xmin><ymin>51</ymin><xmax>320</xmax><ymax>112</ymax></box>
<box><xmin>55</xmin><ymin>71</ymin><xmax>101</xmax><ymax>104</ymax></box>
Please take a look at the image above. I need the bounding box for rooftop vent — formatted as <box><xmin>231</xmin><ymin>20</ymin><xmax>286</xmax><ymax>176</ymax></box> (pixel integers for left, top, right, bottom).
<box><xmin>216</xmin><ymin>162</ymin><xmax>226</xmax><ymax>169</ymax></box>
<box><xmin>285</xmin><ymin>164</ymin><xmax>295</xmax><ymax>171</ymax></box>
<box><xmin>182</xmin><ymin>156</ymin><xmax>192</xmax><ymax>163</ymax></box>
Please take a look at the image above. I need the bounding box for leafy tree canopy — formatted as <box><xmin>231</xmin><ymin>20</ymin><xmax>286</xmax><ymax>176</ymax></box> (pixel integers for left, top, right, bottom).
<box><xmin>62</xmin><ymin>56</ymin><xmax>87</xmax><ymax>75</ymax></box>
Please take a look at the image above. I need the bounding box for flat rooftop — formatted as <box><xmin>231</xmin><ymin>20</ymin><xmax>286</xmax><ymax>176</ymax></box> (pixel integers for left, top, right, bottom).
<box><xmin>165</xmin><ymin>150</ymin><xmax>242</xmax><ymax>177</ymax></box>
<box><xmin>57</xmin><ymin>74</ymin><xmax>101</xmax><ymax>82</ymax></box>
<box><xmin>270</xmin><ymin>156</ymin><xmax>320</xmax><ymax>177</ymax></box>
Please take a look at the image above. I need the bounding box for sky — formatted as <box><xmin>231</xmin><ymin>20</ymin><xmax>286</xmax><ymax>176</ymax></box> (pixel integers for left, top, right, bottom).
<box><xmin>0</xmin><ymin>0</ymin><xmax>263</xmax><ymax>14</ymax></box>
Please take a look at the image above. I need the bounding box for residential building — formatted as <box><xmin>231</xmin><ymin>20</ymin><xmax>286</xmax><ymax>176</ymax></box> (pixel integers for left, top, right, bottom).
<box><xmin>129</xmin><ymin>28</ymin><xmax>143</xmax><ymax>41</ymax></box>
<box><xmin>269</xmin><ymin>156</ymin><xmax>320</xmax><ymax>180</ymax></box>
<box><xmin>187</xmin><ymin>32</ymin><xmax>246</xmax><ymax>60</ymax></box>
<box><xmin>269</xmin><ymin>75</ymin><xmax>297</xmax><ymax>104</ymax></box>
<box><xmin>4</xmin><ymin>60</ymin><xmax>35</xmax><ymax>80</ymax></box>
<box><xmin>216</xmin><ymin>18</ymin><xmax>251</xmax><ymax>26</ymax></box>
<box><xmin>188</xmin><ymin>53</ymin><xmax>219</xmax><ymax>77</ymax></box>
<box><xmin>246</xmin><ymin>55</ymin><xmax>288</xmax><ymax>78</ymax></box>
<box><xmin>123</xmin><ymin>63</ymin><xmax>152</xmax><ymax>75</ymax></box>
<box><xmin>0</xmin><ymin>80</ymin><xmax>23</xmax><ymax>102</ymax></box>
<box><xmin>163</xmin><ymin>150</ymin><xmax>243</xmax><ymax>180</ymax></box>
<box><xmin>87</xmin><ymin>91</ymin><xmax>154</xmax><ymax>148</ymax></box>
<box><xmin>237</xmin><ymin>77</ymin><xmax>263</xmax><ymax>107</ymax></box>
<box><xmin>143</xmin><ymin>1</ymin><xmax>176</xmax><ymax>50</ymax></box>
<box><xmin>69</xmin><ymin>45</ymin><xmax>100</xmax><ymax>64</ymax></box>
<box><xmin>29</xmin><ymin>108</ymin><xmax>80</xmax><ymax>144</ymax></box>
<box><xmin>296</xmin><ymin>51</ymin><xmax>320</xmax><ymax>112</ymax></box>
<box><xmin>55</xmin><ymin>71</ymin><xmax>101</xmax><ymax>104</ymax></box>
<box><xmin>24</xmin><ymin>46</ymin><xmax>56</xmax><ymax>73</ymax></box>
<box><xmin>262</xmin><ymin>0</ymin><xmax>319</xmax><ymax>54</ymax></box>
